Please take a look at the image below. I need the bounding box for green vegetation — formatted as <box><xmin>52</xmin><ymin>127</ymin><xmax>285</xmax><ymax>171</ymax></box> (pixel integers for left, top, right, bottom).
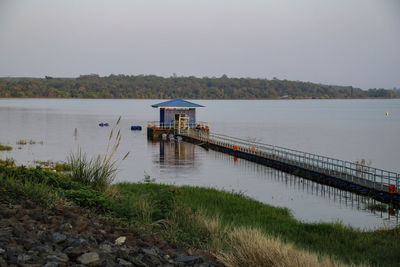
<box><xmin>0</xmin><ymin>144</ymin><xmax>12</xmax><ymax>151</ymax></box>
<box><xmin>1</xmin><ymin>161</ymin><xmax>400</xmax><ymax>266</ymax></box>
<box><xmin>0</xmin><ymin>75</ymin><xmax>399</xmax><ymax>99</ymax></box>
<box><xmin>33</xmin><ymin>160</ymin><xmax>71</xmax><ymax>172</ymax></box>
<box><xmin>118</xmin><ymin>183</ymin><xmax>400</xmax><ymax>266</ymax></box>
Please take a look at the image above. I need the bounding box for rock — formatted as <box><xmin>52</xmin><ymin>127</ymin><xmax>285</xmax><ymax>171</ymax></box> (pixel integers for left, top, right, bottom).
<box><xmin>64</xmin><ymin>246</ymin><xmax>86</xmax><ymax>259</ymax></box>
<box><xmin>21</xmin><ymin>238</ymin><xmax>37</xmax><ymax>250</ymax></box>
<box><xmin>76</xmin><ymin>252</ymin><xmax>101</xmax><ymax>265</ymax></box>
<box><xmin>33</xmin><ymin>244</ymin><xmax>53</xmax><ymax>255</ymax></box>
<box><xmin>141</xmin><ymin>247</ymin><xmax>159</xmax><ymax>258</ymax></box>
<box><xmin>67</xmin><ymin>238</ymin><xmax>89</xmax><ymax>248</ymax></box>
<box><xmin>0</xmin><ymin>202</ymin><xmax>219</xmax><ymax>267</ymax></box>
<box><xmin>20</xmin><ymin>215</ymin><xmax>31</xmax><ymax>221</ymax></box>
<box><xmin>17</xmin><ymin>254</ymin><xmax>32</xmax><ymax>263</ymax></box>
<box><xmin>128</xmin><ymin>256</ymin><xmax>148</xmax><ymax>267</ymax></box>
<box><xmin>52</xmin><ymin>232</ymin><xmax>67</xmax><ymax>244</ymax></box>
<box><xmin>118</xmin><ymin>258</ymin><xmax>133</xmax><ymax>266</ymax></box>
<box><xmin>44</xmin><ymin>262</ymin><xmax>60</xmax><ymax>267</ymax></box>
<box><xmin>115</xmin><ymin>236</ymin><xmax>126</xmax><ymax>245</ymax></box>
<box><xmin>141</xmin><ymin>248</ymin><xmax>162</xmax><ymax>266</ymax></box>
<box><xmin>58</xmin><ymin>223</ymin><xmax>72</xmax><ymax>231</ymax></box>
<box><xmin>175</xmin><ymin>255</ymin><xmax>203</xmax><ymax>265</ymax></box>
<box><xmin>47</xmin><ymin>252</ymin><xmax>69</xmax><ymax>263</ymax></box>
<box><xmin>12</xmin><ymin>223</ymin><xmax>25</xmax><ymax>236</ymax></box>
<box><xmin>99</xmin><ymin>243</ymin><xmax>112</xmax><ymax>253</ymax></box>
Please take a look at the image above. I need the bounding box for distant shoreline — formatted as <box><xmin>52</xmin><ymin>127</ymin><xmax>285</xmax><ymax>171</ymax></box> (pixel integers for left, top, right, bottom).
<box><xmin>1</xmin><ymin>96</ymin><xmax>399</xmax><ymax>100</ymax></box>
<box><xmin>1</xmin><ymin>75</ymin><xmax>398</xmax><ymax>99</ymax></box>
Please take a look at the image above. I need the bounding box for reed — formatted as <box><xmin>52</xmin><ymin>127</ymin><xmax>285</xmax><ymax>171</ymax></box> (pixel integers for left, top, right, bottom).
<box><xmin>68</xmin><ymin>116</ymin><xmax>129</xmax><ymax>190</ymax></box>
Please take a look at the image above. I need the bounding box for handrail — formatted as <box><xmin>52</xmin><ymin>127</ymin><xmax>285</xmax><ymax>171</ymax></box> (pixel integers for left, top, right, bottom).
<box><xmin>147</xmin><ymin>121</ymin><xmax>209</xmax><ymax>129</ymax></box>
<box><xmin>182</xmin><ymin>130</ymin><xmax>400</xmax><ymax>191</ymax></box>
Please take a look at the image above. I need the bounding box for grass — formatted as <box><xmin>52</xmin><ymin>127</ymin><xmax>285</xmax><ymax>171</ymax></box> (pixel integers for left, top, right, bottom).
<box><xmin>218</xmin><ymin>228</ymin><xmax>343</xmax><ymax>267</ymax></box>
<box><xmin>0</xmin><ymin>144</ymin><xmax>12</xmax><ymax>151</ymax></box>
<box><xmin>117</xmin><ymin>183</ymin><xmax>400</xmax><ymax>266</ymax></box>
<box><xmin>1</xmin><ymin>161</ymin><xmax>400</xmax><ymax>266</ymax></box>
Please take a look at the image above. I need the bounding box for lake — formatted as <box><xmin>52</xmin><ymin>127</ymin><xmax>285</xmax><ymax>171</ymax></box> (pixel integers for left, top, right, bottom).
<box><xmin>1</xmin><ymin>98</ymin><xmax>399</xmax><ymax>229</ymax></box>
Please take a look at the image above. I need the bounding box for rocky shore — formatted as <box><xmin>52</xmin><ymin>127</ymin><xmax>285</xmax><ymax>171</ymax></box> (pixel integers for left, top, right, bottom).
<box><xmin>0</xmin><ymin>200</ymin><xmax>221</xmax><ymax>266</ymax></box>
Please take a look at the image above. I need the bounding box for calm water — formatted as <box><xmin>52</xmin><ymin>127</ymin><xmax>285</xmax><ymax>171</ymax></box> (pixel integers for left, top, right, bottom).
<box><xmin>1</xmin><ymin>98</ymin><xmax>399</xmax><ymax>229</ymax></box>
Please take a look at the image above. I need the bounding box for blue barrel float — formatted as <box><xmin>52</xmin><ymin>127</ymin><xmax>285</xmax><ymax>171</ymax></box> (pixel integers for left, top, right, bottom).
<box><xmin>99</xmin><ymin>122</ymin><xmax>109</xmax><ymax>127</ymax></box>
<box><xmin>131</xmin><ymin>125</ymin><xmax>142</xmax><ymax>131</ymax></box>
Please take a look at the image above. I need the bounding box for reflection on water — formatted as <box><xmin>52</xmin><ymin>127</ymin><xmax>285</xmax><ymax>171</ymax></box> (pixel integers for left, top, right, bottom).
<box><xmin>159</xmin><ymin>141</ymin><xmax>196</xmax><ymax>167</ymax></box>
<box><xmin>269</xmin><ymin>168</ymin><xmax>399</xmax><ymax>226</ymax></box>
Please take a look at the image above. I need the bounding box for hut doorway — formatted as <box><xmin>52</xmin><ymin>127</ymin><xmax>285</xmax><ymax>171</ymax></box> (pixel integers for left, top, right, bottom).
<box><xmin>174</xmin><ymin>113</ymin><xmax>189</xmax><ymax>134</ymax></box>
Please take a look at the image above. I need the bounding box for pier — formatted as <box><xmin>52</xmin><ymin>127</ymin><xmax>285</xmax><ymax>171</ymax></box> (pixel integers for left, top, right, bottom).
<box><xmin>179</xmin><ymin>129</ymin><xmax>400</xmax><ymax>205</ymax></box>
<box><xmin>147</xmin><ymin>99</ymin><xmax>400</xmax><ymax>205</ymax></box>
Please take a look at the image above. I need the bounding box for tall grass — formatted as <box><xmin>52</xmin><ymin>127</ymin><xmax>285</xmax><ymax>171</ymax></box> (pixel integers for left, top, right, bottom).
<box><xmin>68</xmin><ymin>116</ymin><xmax>129</xmax><ymax>190</ymax></box>
<box><xmin>218</xmin><ymin>228</ymin><xmax>343</xmax><ymax>267</ymax></box>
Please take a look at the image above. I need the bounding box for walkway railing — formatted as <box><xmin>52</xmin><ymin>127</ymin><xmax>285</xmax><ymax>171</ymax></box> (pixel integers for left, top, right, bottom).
<box><xmin>182</xmin><ymin>130</ymin><xmax>400</xmax><ymax>193</ymax></box>
<box><xmin>147</xmin><ymin>121</ymin><xmax>209</xmax><ymax>130</ymax></box>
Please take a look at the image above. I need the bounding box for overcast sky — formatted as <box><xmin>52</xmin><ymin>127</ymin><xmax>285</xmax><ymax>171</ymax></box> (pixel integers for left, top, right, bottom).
<box><xmin>0</xmin><ymin>0</ymin><xmax>399</xmax><ymax>89</ymax></box>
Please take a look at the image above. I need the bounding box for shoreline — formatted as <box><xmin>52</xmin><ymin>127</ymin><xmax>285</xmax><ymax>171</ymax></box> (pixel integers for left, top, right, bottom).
<box><xmin>1</xmin><ymin>163</ymin><xmax>400</xmax><ymax>266</ymax></box>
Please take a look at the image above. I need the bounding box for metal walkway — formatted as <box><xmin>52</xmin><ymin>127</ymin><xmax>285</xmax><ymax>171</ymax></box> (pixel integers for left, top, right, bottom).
<box><xmin>180</xmin><ymin>130</ymin><xmax>400</xmax><ymax>205</ymax></box>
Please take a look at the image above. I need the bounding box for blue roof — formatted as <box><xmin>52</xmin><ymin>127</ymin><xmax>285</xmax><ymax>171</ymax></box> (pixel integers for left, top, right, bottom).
<box><xmin>151</xmin><ymin>99</ymin><xmax>205</xmax><ymax>108</ymax></box>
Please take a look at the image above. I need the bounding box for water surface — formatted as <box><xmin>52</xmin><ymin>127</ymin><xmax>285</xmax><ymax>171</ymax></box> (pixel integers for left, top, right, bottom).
<box><xmin>1</xmin><ymin>98</ymin><xmax>399</xmax><ymax>229</ymax></box>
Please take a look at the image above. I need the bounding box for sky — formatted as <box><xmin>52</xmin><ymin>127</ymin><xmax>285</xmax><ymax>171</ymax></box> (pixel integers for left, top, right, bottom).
<box><xmin>0</xmin><ymin>0</ymin><xmax>399</xmax><ymax>89</ymax></box>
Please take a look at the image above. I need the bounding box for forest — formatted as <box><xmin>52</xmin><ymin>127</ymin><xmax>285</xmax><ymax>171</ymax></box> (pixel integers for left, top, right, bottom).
<box><xmin>0</xmin><ymin>74</ymin><xmax>399</xmax><ymax>99</ymax></box>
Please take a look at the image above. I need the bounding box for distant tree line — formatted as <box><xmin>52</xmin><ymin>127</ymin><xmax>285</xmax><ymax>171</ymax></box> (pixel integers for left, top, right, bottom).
<box><xmin>0</xmin><ymin>74</ymin><xmax>399</xmax><ymax>99</ymax></box>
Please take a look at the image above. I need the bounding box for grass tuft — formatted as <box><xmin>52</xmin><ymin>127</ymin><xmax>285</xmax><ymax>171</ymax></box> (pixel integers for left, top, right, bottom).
<box><xmin>218</xmin><ymin>227</ymin><xmax>343</xmax><ymax>267</ymax></box>
<box><xmin>68</xmin><ymin>149</ymin><xmax>118</xmax><ymax>190</ymax></box>
<box><xmin>68</xmin><ymin>116</ymin><xmax>128</xmax><ymax>191</ymax></box>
